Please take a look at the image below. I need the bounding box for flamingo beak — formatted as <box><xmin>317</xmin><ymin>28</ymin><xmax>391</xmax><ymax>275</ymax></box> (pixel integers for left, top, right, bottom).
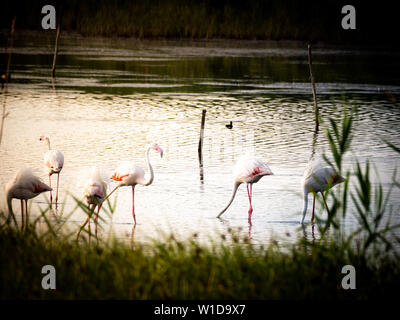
<box><xmin>155</xmin><ymin>145</ymin><xmax>164</xmax><ymax>158</ymax></box>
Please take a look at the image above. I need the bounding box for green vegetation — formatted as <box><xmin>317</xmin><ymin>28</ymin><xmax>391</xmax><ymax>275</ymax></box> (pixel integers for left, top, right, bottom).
<box><xmin>1</xmin><ymin>0</ymin><xmax>397</xmax><ymax>44</ymax></box>
<box><xmin>0</xmin><ymin>226</ymin><xmax>399</xmax><ymax>299</ymax></box>
<box><xmin>0</xmin><ymin>107</ymin><xmax>399</xmax><ymax>299</ymax></box>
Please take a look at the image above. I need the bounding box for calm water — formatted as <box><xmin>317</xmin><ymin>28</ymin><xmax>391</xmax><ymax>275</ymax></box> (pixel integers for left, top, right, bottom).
<box><xmin>1</xmin><ymin>32</ymin><xmax>400</xmax><ymax>245</ymax></box>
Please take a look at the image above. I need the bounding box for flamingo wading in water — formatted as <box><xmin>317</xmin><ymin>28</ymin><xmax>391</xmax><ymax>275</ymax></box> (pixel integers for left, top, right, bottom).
<box><xmin>301</xmin><ymin>162</ymin><xmax>345</xmax><ymax>224</ymax></box>
<box><xmin>77</xmin><ymin>167</ymin><xmax>107</xmax><ymax>239</ymax></box>
<box><xmin>217</xmin><ymin>154</ymin><xmax>273</xmax><ymax>223</ymax></box>
<box><xmin>100</xmin><ymin>143</ymin><xmax>163</xmax><ymax>225</ymax></box>
<box><xmin>5</xmin><ymin>168</ymin><xmax>52</xmax><ymax>228</ymax></box>
<box><xmin>40</xmin><ymin>136</ymin><xmax>64</xmax><ymax>206</ymax></box>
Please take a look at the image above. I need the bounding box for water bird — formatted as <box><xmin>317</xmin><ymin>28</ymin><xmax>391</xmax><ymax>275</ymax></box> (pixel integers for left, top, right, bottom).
<box><xmin>77</xmin><ymin>167</ymin><xmax>107</xmax><ymax>239</ymax></box>
<box><xmin>100</xmin><ymin>143</ymin><xmax>164</xmax><ymax>225</ymax></box>
<box><xmin>5</xmin><ymin>168</ymin><xmax>52</xmax><ymax>228</ymax></box>
<box><xmin>301</xmin><ymin>161</ymin><xmax>345</xmax><ymax>224</ymax></box>
<box><xmin>40</xmin><ymin>136</ymin><xmax>64</xmax><ymax>206</ymax></box>
<box><xmin>226</xmin><ymin>121</ymin><xmax>233</xmax><ymax>129</ymax></box>
<box><xmin>217</xmin><ymin>154</ymin><xmax>273</xmax><ymax>224</ymax></box>
<box><xmin>1</xmin><ymin>73</ymin><xmax>11</xmax><ymax>88</ymax></box>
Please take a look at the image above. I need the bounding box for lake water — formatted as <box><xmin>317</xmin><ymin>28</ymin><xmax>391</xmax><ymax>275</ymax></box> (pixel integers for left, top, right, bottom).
<box><xmin>1</xmin><ymin>32</ymin><xmax>400</xmax><ymax>246</ymax></box>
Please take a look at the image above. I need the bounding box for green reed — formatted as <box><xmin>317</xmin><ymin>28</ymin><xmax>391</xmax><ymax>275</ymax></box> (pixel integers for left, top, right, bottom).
<box><xmin>311</xmin><ymin>106</ymin><xmax>400</xmax><ymax>259</ymax></box>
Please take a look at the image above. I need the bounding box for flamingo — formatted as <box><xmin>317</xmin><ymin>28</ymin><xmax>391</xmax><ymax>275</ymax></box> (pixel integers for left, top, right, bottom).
<box><xmin>217</xmin><ymin>154</ymin><xmax>273</xmax><ymax>223</ymax></box>
<box><xmin>5</xmin><ymin>168</ymin><xmax>52</xmax><ymax>228</ymax></box>
<box><xmin>40</xmin><ymin>136</ymin><xmax>64</xmax><ymax>206</ymax></box>
<box><xmin>100</xmin><ymin>143</ymin><xmax>163</xmax><ymax>225</ymax></box>
<box><xmin>301</xmin><ymin>162</ymin><xmax>345</xmax><ymax>224</ymax></box>
<box><xmin>76</xmin><ymin>167</ymin><xmax>107</xmax><ymax>239</ymax></box>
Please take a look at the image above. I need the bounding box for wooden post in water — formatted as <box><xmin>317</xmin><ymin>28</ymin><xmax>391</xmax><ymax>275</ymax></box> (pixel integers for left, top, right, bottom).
<box><xmin>0</xmin><ymin>16</ymin><xmax>16</xmax><ymax>147</ymax></box>
<box><xmin>51</xmin><ymin>7</ymin><xmax>62</xmax><ymax>78</ymax></box>
<box><xmin>198</xmin><ymin>109</ymin><xmax>206</xmax><ymax>182</ymax></box>
<box><xmin>308</xmin><ymin>44</ymin><xmax>319</xmax><ymax>132</ymax></box>
<box><xmin>310</xmin><ymin>126</ymin><xmax>318</xmax><ymax>161</ymax></box>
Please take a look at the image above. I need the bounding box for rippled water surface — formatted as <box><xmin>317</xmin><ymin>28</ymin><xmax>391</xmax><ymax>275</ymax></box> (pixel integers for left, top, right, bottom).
<box><xmin>1</xmin><ymin>33</ymin><xmax>400</xmax><ymax>245</ymax></box>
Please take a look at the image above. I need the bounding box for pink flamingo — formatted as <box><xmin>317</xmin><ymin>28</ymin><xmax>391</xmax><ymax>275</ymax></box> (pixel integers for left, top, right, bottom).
<box><xmin>101</xmin><ymin>143</ymin><xmax>163</xmax><ymax>224</ymax></box>
<box><xmin>76</xmin><ymin>167</ymin><xmax>107</xmax><ymax>239</ymax></box>
<box><xmin>301</xmin><ymin>162</ymin><xmax>345</xmax><ymax>224</ymax></box>
<box><xmin>217</xmin><ymin>154</ymin><xmax>273</xmax><ymax>223</ymax></box>
<box><xmin>5</xmin><ymin>168</ymin><xmax>52</xmax><ymax>228</ymax></box>
<box><xmin>40</xmin><ymin>136</ymin><xmax>64</xmax><ymax>206</ymax></box>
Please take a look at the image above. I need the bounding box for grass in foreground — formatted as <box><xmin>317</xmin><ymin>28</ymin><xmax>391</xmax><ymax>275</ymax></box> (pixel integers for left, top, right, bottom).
<box><xmin>0</xmin><ymin>225</ymin><xmax>399</xmax><ymax>300</ymax></box>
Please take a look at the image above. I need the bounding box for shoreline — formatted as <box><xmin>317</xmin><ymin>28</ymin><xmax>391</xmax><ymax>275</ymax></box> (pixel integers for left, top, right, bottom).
<box><xmin>1</xmin><ymin>30</ymin><xmax>399</xmax><ymax>51</ymax></box>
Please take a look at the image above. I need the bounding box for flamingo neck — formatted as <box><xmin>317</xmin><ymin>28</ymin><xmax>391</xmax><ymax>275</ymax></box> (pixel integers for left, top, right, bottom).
<box><xmin>5</xmin><ymin>191</ymin><xmax>16</xmax><ymax>226</ymax></box>
<box><xmin>6</xmin><ymin>192</ymin><xmax>13</xmax><ymax>216</ymax></box>
<box><xmin>45</xmin><ymin>138</ymin><xmax>51</xmax><ymax>150</ymax></box>
<box><xmin>142</xmin><ymin>146</ymin><xmax>154</xmax><ymax>186</ymax></box>
<box><xmin>301</xmin><ymin>189</ymin><xmax>309</xmax><ymax>224</ymax></box>
<box><xmin>217</xmin><ymin>181</ymin><xmax>241</xmax><ymax>218</ymax></box>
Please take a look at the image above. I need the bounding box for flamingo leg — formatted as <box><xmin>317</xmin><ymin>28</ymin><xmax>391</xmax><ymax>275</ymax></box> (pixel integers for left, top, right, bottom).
<box><xmin>55</xmin><ymin>173</ymin><xmax>60</xmax><ymax>206</ymax></box>
<box><xmin>130</xmin><ymin>224</ymin><xmax>136</xmax><ymax>248</ymax></box>
<box><xmin>248</xmin><ymin>221</ymin><xmax>252</xmax><ymax>241</ymax></box>
<box><xmin>20</xmin><ymin>200</ymin><xmax>24</xmax><ymax>229</ymax></box>
<box><xmin>88</xmin><ymin>217</ymin><xmax>92</xmax><ymax>245</ymax></box>
<box><xmin>88</xmin><ymin>205</ymin><xmax>93</xmax><ymax>236</ymax></box>
<box><xmin>95</xmin><ymin>205</ymin><xmax>100</xmax><ymax>237</ymax></box>
<box><xmin>250</xmin><ymin>184</ymin><xmax>254</xmax><ymax>224</ymax></box>
<box><xmin>94</xmin><ymin>206</ymin><xmax>98</xmax><ymax>225</ymax></box>
<box><xmin>132</xmin><ymin>186</ymin><xmax>136</xmax><ymax>225</ymax></box>
<box><xmin>246</xmin><ymin>184</ymin><xmax>253</xmax><ymax>224</ymax></box>
<box><xmin>25</xmin><ymin>199</ymin><xmax>29</xmax><ymax>226</ymax></box>
<box><xmin>49</xmin><ymin>174</ymin><xmax>52</xmax><ymax>205</ymax></box>
<box><xmin>321</xmin><ymin>192</ymin><xmax>331</xmax><ymax>216</ymax></box>
<box><xmin>311</xmin><ymin>195</ymin><xmax>316</xmax><ymax>224</ymax></box>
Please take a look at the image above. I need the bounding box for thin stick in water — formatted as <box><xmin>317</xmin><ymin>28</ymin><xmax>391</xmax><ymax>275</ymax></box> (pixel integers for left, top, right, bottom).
<box><xmin>51</xmin><ymin>7</ymin><xmax>62</xmax><ymax>78</ymax></box>
<box><xmin>0</xmin><ymin>16</ymin><xmax>16</xmax><ymax>147</ymax></box>
<box><xmin>308</xmin><ymin>44</ymin><xmax>319</xmax><ymax>132</ymax></box>
<box><xmin>198</xmin><ymin>109</ymin><xmax>206</xmax><ymax>182</ymax></box>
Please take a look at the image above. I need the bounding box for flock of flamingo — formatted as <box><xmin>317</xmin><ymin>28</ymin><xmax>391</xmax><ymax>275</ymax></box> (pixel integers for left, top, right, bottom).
<box><xmin>4</xmin><ymin>134</ymin><xmax>345</xmax><ymax>236</ymax></box>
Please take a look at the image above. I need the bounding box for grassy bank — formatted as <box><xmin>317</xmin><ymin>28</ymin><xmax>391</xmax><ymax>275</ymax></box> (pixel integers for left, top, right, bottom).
<box><xmin>0</xmin><ymin>225</ymin><xmax>399</xmax><ymax>299</ymax></box>
<box><xmin>1</xmin><ymin>0</ymin><xmax>399</xmax><ymax>44</ymax></box>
